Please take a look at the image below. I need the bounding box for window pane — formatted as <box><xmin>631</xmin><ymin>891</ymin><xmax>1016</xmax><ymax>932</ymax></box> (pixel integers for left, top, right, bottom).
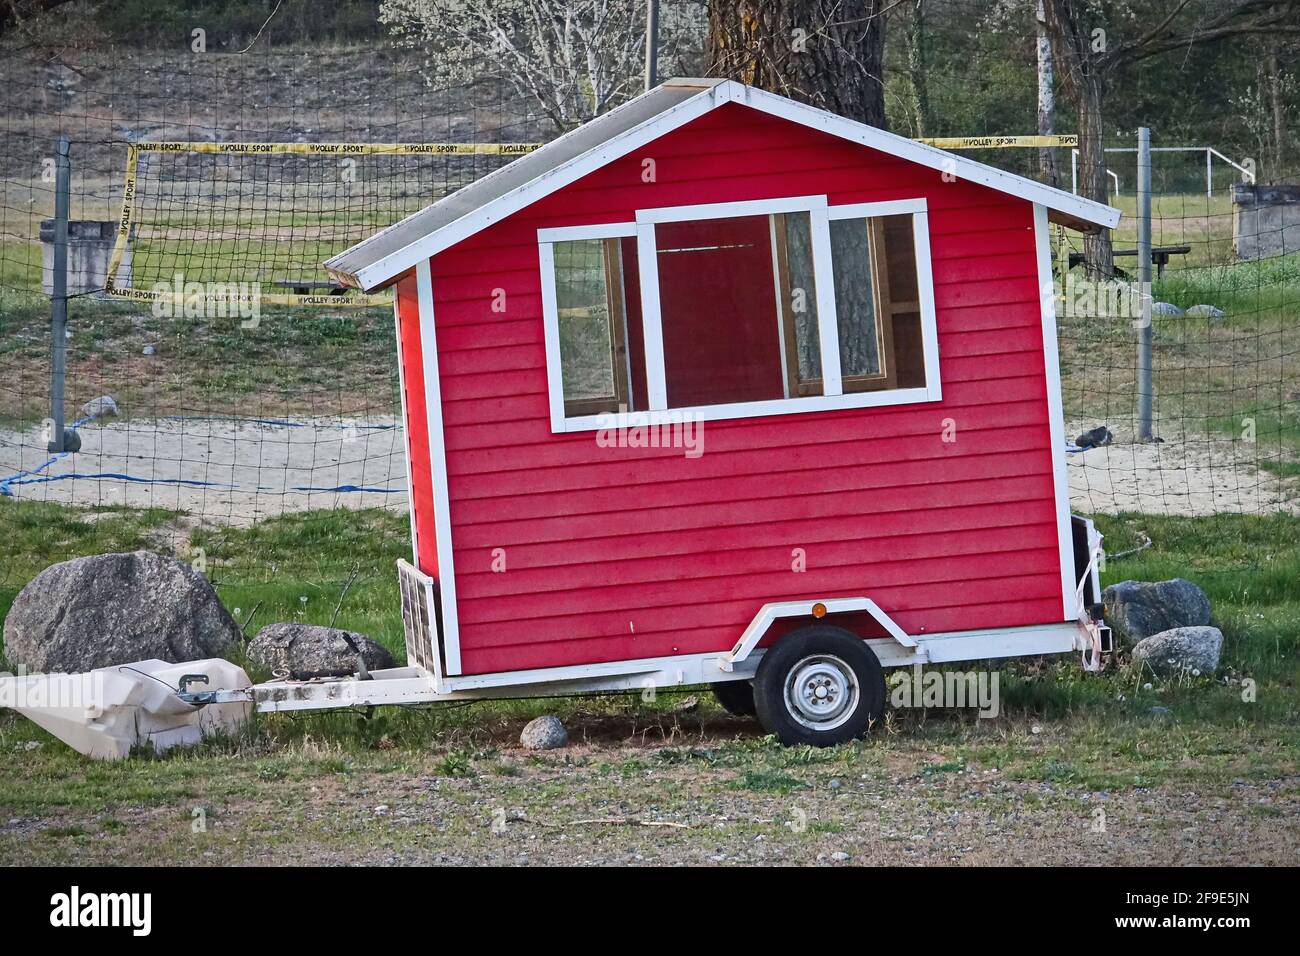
<box><xmin>779</xmin><ymin>212</ymin><xmax>822</xmax><ymax>390</ymax></box>
<box><xmin>829</xmin><ymin>218</ymin><xmax>883</xmax><ymax>378</ymax></box>
<box><xmin>554</xmin><ymin>238</ymin><xmax>635</xmax><ymax>414</ymax></box>
<box><xmin>829</xmin><ymin>213</ymin><xmax>927</xmax><ymax>393</ymax></box>
<box><xmin>657</xmin><ymin>215</ymin><xmax>793</xmax><ymax>408</ymax></box>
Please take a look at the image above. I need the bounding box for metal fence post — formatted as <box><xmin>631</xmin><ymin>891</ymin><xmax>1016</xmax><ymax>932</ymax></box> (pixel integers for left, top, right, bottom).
<box><xmin>644</xmin><ymin>0</ymin><xmax>660</xmax><ymax>92</ymax></box>
<box><xmin>47</xmin><ymin>136</ymin><xmax>71</xmax><ymax>453</ymax></box>
<box><xmin>1136</xmin><ymin>127</ymin><xmax>1154</xmax><ymax>442</ymax></box>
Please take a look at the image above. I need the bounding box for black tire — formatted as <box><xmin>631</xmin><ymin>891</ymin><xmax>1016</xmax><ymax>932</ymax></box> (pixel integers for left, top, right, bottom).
<box><xmin>753</xmin><ymin>624</ymin><xmax>886</xmax><ymax>747</ymax></box>
<box><xmin>712</xmin><ymin>679</ymin><xmax>757</xmax><ymax>716</ymax></box>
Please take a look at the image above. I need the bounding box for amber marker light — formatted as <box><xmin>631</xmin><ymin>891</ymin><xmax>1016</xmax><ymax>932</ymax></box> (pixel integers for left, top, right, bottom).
<box><xmin>812</xmin><ymin>602</ymin><xmax>827</xmax><ymax>618</ymax></box>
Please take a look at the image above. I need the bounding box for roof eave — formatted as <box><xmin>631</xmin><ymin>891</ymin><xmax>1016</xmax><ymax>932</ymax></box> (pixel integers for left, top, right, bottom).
<box><xmin>330</xmin><ymin>78</ymin><xmax>1120</xmax><ymax>289</ymax></box>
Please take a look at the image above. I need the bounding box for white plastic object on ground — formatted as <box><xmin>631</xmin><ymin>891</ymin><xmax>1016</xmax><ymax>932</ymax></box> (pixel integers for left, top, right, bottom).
<box><xmin>0</xmin><ymin>658</ymin><xmax>251</xmax><ymax>760</ymax></box>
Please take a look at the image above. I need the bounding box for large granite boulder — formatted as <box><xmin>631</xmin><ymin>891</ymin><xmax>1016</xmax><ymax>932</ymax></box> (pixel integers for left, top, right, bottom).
<box><xmin>1132</xmin><ymin>626</ymin><xmax>1224</xmax><ymax>678</ymax></box>
<box><xmin>1102</xmin><ymin>578</ymin><xmax>1211</xmax><ymax>646</ymax></box>
<box><xmin>248</xmin><ymin>623</ymin><xmax>394</xmax><ymax>679</ymax></box>
<box><xmin>3</xmin><ymin>551</ymin><xmax>241</xmax><ymax>672</ymax></box>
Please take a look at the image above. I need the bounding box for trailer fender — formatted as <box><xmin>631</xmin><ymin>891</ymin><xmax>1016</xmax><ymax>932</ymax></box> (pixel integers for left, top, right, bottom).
<box><xmin>718</xmin><ymin>597</ymin><xmax>915</xmax><ymax>672</ymax></box>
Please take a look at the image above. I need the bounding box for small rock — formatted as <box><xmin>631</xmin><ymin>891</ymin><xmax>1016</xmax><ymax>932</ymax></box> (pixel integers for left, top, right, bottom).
<box><xmin>1148</xmin><ymin>705</ymin><xmax>1172</xmax><ymax>716</ymax></box>
<box><xmin>829</xmin><ymin>778</ymin><xmax>842</xmax><ymax>790</ymax></box>
<box><xmin>142</xmin><ymin>344</ymin><xmax>155</xmax><ymax>356</ymax></box>
<box><xmin>248</xmin><ymin>623</ymin><xmax>394</xmax><ymax>679</ymax></box>
<box><xmin>1074</xmin><ymin>425</ymin><xmax>1114</xmax><ymax>449</ymax></box>
<box><xmin>1132</xmin><ymin>626</ymin><xmax>1223</xmax><ymax>678</ymax></box>
<box><xmin>79</xmin><ymin>395</ymin><xmax>117</xmax><ymax>420</ymax></box>
<box><xmin>1102</xmin><ymin>578</ymin><xmax>1212</xmax><ymax>645</ymax></box>
<box><xmin>830</xmin><ymin>851</ymin><xmax>850</xmax><ymax>862</ymax></box>
<box><xmin>1152</xmin><ymin>301</ymin><xmax>1184</xmax><ymax>317</ymax></box>
<box><xmin>520</xmin><ymin>716</ymin><xmax>567</xmax><ymax>750</ymax></box>
<box><xmin>1185</xmin><ymin>304</ymin><xmax>1226</xmax><ymax>319</ymax></box>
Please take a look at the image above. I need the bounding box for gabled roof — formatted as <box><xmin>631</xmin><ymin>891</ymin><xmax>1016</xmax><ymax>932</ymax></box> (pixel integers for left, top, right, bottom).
<box><xmin>327</xmin><ymin>78</ymin><xmax>1120</xmax><ymax>291</ymax></box>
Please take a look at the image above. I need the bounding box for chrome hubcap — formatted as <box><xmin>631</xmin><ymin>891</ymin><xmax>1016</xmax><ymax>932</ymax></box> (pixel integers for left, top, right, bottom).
<box><xmin>784</xmin><ymin>654</ymin><xmax>859</xmax><ymax>730</ymax></box>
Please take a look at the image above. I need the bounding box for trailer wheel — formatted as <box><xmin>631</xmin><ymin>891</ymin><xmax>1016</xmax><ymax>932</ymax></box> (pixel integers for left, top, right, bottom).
<box><xmin>712</xmin><ymin>679</ymin><xmax>756</xmax><ymax>716</ymax></box>
<box><xmin>753</xmin><ymin>625</ymin><xmax>885</xmax><ymax>747</ymax></box>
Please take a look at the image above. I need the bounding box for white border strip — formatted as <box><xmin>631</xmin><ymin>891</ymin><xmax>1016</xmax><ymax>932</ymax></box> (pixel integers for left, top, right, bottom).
<box><xmin>636</xmin><ymin>193</ymin><xmax>827</xmax><ymax>224</ymax></box>
<box><xmin>826</xmin><ymin>198</ymin><xmax>928</xmax><ymax>220</ymax></box>
<box><xmin>537</xmin><ymin>221</ymin><xmax>637</xmax><ymax>243</ymax></box>
<box><xmin>809</xmin><ymin>205</ymin><xmax>843</xmax><ymax>396</ymax></box>
<box><xmin>415</xmin><ymin>259</ymin><xmax>463</xmax><ymax>675</ymax></box>
<box><xmin>913</xmin><ymin>210</ymin><xmax>942</xmax><ymax>401</ymax></box>
<box><xmin>556</xmin><ymin>387</ymin><xmax>938</xmax><ymax>432</ymax></box>
<box><xmin>636</xmin><ymin>222</ymin><xmax>668</xmax><ymax>409</ymax></box>
<box><xmin>392</xmin><ymin>297</ymin><xmax>419</xmax><ymax>563</ymax></box>
<box><xmin>537</xmin><ymin>242</ymin><xmax>568</xmax><ymax>433</ymax></box>
<box><xmin>1033</xmin><ymin>203</ymin><xmax>1077</xmax><ymax>621</ymax></box>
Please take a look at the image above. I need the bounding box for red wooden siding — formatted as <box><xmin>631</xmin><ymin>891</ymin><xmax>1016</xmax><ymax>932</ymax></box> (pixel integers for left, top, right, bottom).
<box><xmin>418</xmin><ymin>101</ymin><xmax>1064</xmax><ymax>676</ymax></box>
<box><xmin>395</xmin><ymin>276</ymin><xmax>438</xmax><ymax>577</ymax></box>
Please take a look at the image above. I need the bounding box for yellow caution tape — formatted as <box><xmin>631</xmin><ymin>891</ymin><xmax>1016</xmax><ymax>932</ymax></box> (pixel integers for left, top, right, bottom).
<box><xmin>105</xmin><ymin>284</ymin><xmax>391</xmax><ymax>308</ymax></box>
<box><xmin>916</xmin><ymin>134</ymin><xmax>1078</xmax><ymax>149</ymax></box>
<box><xmin>133</xmin><ymin>141</ymin><xmax>541</xmax><ymax>155</ymax></box>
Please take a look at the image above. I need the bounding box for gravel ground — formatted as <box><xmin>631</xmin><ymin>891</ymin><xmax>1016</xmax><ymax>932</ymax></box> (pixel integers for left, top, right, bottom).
<box><xmin>4</xmin><ymin>719</ymin><xmax>1297</xmax><ymax>867</ymax></box>
<box><xmin>0</xmin><ymin>416</ymin><xmax>407</xmax><ymax>524</ymax></box>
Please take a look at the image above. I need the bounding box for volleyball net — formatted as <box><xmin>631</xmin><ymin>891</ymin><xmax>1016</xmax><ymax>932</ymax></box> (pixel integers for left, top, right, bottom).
<box><xmin>104</xmin><ymin>141</ymin><xmax>540</xmax><ymax>307</ymax></box>
<box><xmin>0</xmin><ymin>0</ymin><xmax>1294</xmax><ymax>594</ymax></box>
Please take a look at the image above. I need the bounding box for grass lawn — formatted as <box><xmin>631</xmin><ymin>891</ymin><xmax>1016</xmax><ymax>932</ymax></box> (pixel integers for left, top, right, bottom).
<box><xmin>0</xmin><ymin>288</ymin><xmax>397</xmax><ymax>427</ymax></box>
<box><xmin>0</xmin><ymin>500</ymin><xmax>1296</xmax><ymax>863</ymax></box>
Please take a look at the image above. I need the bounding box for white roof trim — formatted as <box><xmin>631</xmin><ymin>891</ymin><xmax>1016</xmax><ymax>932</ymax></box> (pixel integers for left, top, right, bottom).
<box><xmin>334</xmin><ymin>79</ymin><xmax>1119</xmax><ymax>291</ymax></box>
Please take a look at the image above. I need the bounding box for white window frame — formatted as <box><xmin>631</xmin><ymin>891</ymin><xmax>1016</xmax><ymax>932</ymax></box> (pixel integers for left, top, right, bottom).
<box><xmin>537</xmin><ymin>195</ymin><xmax>941</xmax><ymax>434</ymax></box>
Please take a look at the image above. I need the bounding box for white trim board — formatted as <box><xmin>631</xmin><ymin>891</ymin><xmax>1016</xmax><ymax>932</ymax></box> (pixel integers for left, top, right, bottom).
<box><xmin>415</xmin><ymin>260</ymin><xmax>463</xmax><ymax>675</ymax></box>
<box><xmin>248</xmin><ymin>621</ymin><xmax>1090</xmax><ymax>711</ymax></box>
<box><xmin>636</xmin><ymin>193</ymin><xmax>827</xmax><ymax>224</ymax></box>
<box><xmin>332</xmin><ymin>79</ymin><xmax>1119</xmax><ymax>291</ymax></box>
<box><xmin>538</xmin><ymin>194</ymin><xmax>942</xmax><ymax>433</ymax></box>
<box><xmin>392</xmin><ymin>297</ymin><xmax>419</xmax><ymax>564</ymax></box>
<box><xmin>1033</xmin><ymin>203</ymin><xmax>1078</xmax><ymax>622</ymax></box>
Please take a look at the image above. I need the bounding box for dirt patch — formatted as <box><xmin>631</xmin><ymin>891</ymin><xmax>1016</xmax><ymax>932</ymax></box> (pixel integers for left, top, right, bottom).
<box><xmin>1067</xmin><ymin>419</ymin><xmax>1296</xmax><ymax>516</ymax></box>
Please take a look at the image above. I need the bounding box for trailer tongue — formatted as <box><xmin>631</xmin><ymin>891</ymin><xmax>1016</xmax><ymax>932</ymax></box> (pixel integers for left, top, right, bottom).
<box><xmin>0</xmin><ymin>658</ymin><xmax>251</xmax><ymax>760</ymax></box>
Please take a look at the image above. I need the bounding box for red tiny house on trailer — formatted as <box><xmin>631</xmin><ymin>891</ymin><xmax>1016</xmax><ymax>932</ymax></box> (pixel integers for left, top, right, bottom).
<box><xmin>328</xmin><ymin>79</ymin><xmax>1118</xmax><ymax>740</ymax></box>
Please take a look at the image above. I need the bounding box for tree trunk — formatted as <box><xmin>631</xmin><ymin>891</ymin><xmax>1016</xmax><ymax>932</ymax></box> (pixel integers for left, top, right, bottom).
<box><xmin>1035</xmin><ymin>0</ymin><xmax>1059</xmax><ymax>187</ymax></box>
<box><xmin>1268</xmin><ymin>41</ymin><xmax>1286</xmax><ymax>172</ymax></box>
<box><xmin>706</xmin><ymin>0</ymin><xmax>888</xmax><ymax>129</ymax></box>
<box><xmin>905</xmin><ymin>0</ymin><xmax>931</xmax><ymax>137</ymax></box>
<box><xmin>1041</xmin><ymin>0</ymin><xmax>1112</xmax><ymax>276</ymax></box>
<box><xmin>1076</xmin><ymin>78</ymin><xmax>1113</xmax><ymax>277</ymax></box>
